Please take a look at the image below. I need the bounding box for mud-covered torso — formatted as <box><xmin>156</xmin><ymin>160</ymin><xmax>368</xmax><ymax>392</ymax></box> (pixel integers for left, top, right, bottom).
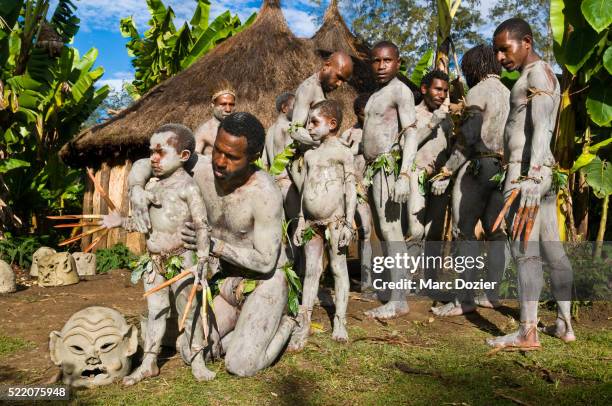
<box><xmin>145</xmin><ymin>170</ymin><xmax>194</xmax><ymax>254</ymax></box>
<box><xmin>302</xmin><ymin>139</ymin><xmax>350</xmax><ymax>222</ymax></box>
<box><xmin>414</xmin><ymin>101</ymin><xmax>451</xmax><ymax>173</ymax></box>
<box><xmin>363</xmin><ymin>78</ymin><xmax>406</xmax><ymax>161</ymax></box>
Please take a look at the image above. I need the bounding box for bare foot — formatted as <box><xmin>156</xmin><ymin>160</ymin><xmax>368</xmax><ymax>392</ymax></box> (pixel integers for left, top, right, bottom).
<box><xmin>332</xmin><ymin>315</ymin><xmax>348</xmax><ymax>343</ymax></box>
<box><xmin>123</xmin><ymin>356</ymin><xmax>159</xmax><ymax>386</ymax></box>
<box><xmin>191</xmin><ymin>355</ymin><xmax>216</xmax><ymax>381</ymax></box>
<box><xmin>473</xmin><ymin>294</ymin><xmax>501</xmax><ymax>309</ymax></box>
<box><xmin>486</xmin><ymin>323</ymin><xmax>541</xmax><ymax>349</ymax></box>
<box><xmin>431</xmin><ymin>300</ymin><xmax>476</xmax><ymax>316</ymax></box>
<box><xmin>364</xmin><ymin>301</ymin><xmax>409</xmax><ymax>320</ymax></box>
<box><xmin>539</xmin><ymin>317</ymin><xmax>576</xmax><ymax>343</ymax></box>
<box><xmin>287</xmin><ymin>312</ymin><xmax>309</xmax><ymax>352</ymax></box>
<box><xmin>176</xmin><ymin>333</ymin><xmax>192</xmax><ymax>365</ymax></box>
<box><xmin>359</xmin><ymin>289</ymin><xmax>379</xmax><ymax>301</ymax></box>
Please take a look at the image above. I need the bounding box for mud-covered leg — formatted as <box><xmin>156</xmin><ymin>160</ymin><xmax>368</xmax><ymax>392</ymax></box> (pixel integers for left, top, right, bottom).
<box><xmin>365</xmin><ymin>169</ymin><xmax>409</xmax><ymax>319</ymax></box>
<box><xmin>123</xmin><ymin>273</ymin><xmax>168</xmax><ymax>386</ymax></box>
<box><xmin>432</xmin><ymin>165</ymin><xmax>483</xmax><ymax>316</ymax></box>
<box><xmin>288</xmin><ymin>234</ymin><xmax>324</xmax><ymax>351</ymax></box>
<box><xmin>487</xmin><ymin>198</ymin><xmax>543</xmax><ymax>349</ymax></box>
<box><xmin>356</xmin><ymin>201</ymin><xmax>374</xmax><ymax>293</ymax></box>
<box><xmin>328</xmin><ymin>225</ymin><xmax>350</xmax><ymax>342</ymax></box>
<box><xmin>539</xmin><ymin>193</ymin><xmax>575</xmax><ymax>342</ymax></box>
<box><xmin>224</xmin><ymin>270</ymin><xmax>294</xmax><ymax>377</ymax></box>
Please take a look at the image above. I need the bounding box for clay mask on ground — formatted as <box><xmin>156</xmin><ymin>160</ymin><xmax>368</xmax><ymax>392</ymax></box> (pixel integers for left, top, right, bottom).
<box><xmin>49</xmin><ymin>306</ymin><xmax>138</xmax><ymax>388</ymax></box>
<box><xmin>38</xmin><ymin>252</ymin><xmax>79</xmax><ymax>287</ymax></box>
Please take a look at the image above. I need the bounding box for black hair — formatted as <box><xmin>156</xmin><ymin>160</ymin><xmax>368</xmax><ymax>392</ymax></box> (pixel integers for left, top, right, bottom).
<box><xmin>311</xmin><ymin>99</ymin><xmax>343</xmax><ymax>131</ymax></box>
<box><xmin>461</xmin><ymin>44</ymin><xmax>502</xmax><ymax>88</ymax></box>
<box><xmin>275</xmin><ymin>92</ymin><xmax>295</xmax><ymax>113</ymax></box>
<box><xmin>155</xmin><ymin>123</ymin><xmax>195</xmax><ymax>155</ymax></box>
<box><xmin>219</xmin><ymin>112</ymin><xmax>266</xmax><ymax>157</ymax></box>
<box><xmin>493</xmin><ymin>18</ymin><xmax>533</xmax><ymax>42</ymax></box>
<box><xmin>353</xmin><ymin>93</ymin><xmax>370</xmax><ymax>115</ymax></box>
<box><xmin>420</xmin><ymin>69</ymin><xmax>450</xmax><ymax>88</ymax></box>
<box><xmin>371</xmin><ymin>41</ymin><xmax>400</xmax><ymax>59</ymax></box>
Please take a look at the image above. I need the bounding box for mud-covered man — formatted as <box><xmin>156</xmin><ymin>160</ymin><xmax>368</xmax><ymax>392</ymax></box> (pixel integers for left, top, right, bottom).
<box><xmin>128</xmin><ymin>113</ymin><xmax>298</xmax><ymax>376</ymax></box>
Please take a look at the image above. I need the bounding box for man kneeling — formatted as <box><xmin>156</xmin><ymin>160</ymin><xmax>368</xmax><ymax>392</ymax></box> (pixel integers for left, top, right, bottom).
<box><xmin>128</xmin><ymin>113</ymin><xmax>299</xmax><ymax>377</ymax></box>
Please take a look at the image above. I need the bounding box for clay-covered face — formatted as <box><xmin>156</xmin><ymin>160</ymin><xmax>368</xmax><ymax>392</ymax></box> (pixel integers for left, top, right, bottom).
<box><xmin>307</xmin><ymin>108</ymin><xmax>336</xmax><ymax>142</ymax></box>
<box><xmin>50</xmin><ymin>306</ymin><xmax>138</xmax><ymax>388</ymax></box>
<box><xmin>212</xmin><ymin>128</ymin><xmax>252</xmax><ymax>186</ymax></box>
<box><xmin>371</xmin><ymin>46</ymin><xmax>400</xmax><ymax>85</ymax></box>
<box><xmin>421</xmin><ymin>78</ymin><xmax>449</xmax><ymax>110</ymax></box>
<box><xmin>212</xmin><ymin>93</ymin><xmax>236</xmax><ymax>121</ymax></box>
<box><xmin>30</xmin><ymin>247</ymin><xmax>56</xmax><ymax>277</ymax></box>
<box><xmin>493</xmin><ymin>31</ymin><xmax>529</xmax><ymax>72</ymax></box>
<box><xmin>149</xmin><ymin>131</ymin><xmax>188</xmax><ymax>178</ymax></box>
<box><xmin>73</xmin><ymin>252</ymin><xmax>96</xmax><ymax>276</ymax></box>
<box><xmin>38</xmin><ymin>253</ymin><xmax>79</xmax><ymax>287</ymax></box>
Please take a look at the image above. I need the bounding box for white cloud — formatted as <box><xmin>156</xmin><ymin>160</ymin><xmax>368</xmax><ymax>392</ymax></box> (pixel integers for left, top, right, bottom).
<box><xmin>283</xmin><ymin>7</ymin><xmax>317</xmax><ymax>37</ymax></box>
<box><xmin>97</xmin><ymin>71</ymin><xmax>134</xmax><ymax>93</ymax></box>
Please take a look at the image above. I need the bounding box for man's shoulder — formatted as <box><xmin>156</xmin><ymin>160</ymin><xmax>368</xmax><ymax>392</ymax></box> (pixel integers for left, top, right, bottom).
<box><xmin>248</xmin><ymin>171</ymin><xmax>283</xmax><ymax>207</ymax></box>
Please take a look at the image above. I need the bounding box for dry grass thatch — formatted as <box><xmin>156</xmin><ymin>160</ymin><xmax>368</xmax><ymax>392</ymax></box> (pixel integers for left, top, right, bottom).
<box><xmin>60</xmin><ymin>0</ymin><xmax>375</xmax><ymax>168</ymax></box>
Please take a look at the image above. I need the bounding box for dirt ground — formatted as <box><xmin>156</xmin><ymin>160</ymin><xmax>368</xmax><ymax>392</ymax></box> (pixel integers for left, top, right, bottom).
<box><xmin>1</xmin><ymin>265</ymin><xmax>610</xmax><ymax>389</ymax></box>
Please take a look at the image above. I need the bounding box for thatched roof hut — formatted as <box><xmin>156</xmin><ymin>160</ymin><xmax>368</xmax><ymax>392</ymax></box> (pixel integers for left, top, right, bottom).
<box><xmin>59</xmin><ymin>0</ymin><xmax>375</xmax><ymax>253</ymax></box>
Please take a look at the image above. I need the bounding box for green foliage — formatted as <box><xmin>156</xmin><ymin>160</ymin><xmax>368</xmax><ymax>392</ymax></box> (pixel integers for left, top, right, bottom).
<box><xmin>552</xmin><ymin>167</ymin><xmax>569</xmax><ymax>193</ymax></box>
<box><xmin>363</xmin><ymin>150</ymin><xmax>401</xmax><ymax>187</ymax></box>
<box><xmin>0</xmin><ymin>0</ymin><xmax>109</xmax><ymax>235</ymax></box>
<box><xmin>95</xmin><ymin>243</ymin><xmax>137</xmax><ymax>274</ymax></box>
<box><xmin>281</xmin><ymin>262</ymin><xmax>302</xmax><ymax>317</ymax></box>
<box><xmin>269</xmin><ymin>144</ymin><xmax>296</xmax><ymax>176</ymax></box>
<box><xmin>581</xmin><ymin>0</ymin><xmax>612</xmax><ymax>33</ymax></box>
<box><xmin>120</xmin><ymin>0</ymin><xmax>255</xmax><ymax>96</ymax></box>
<box><xmin>129</xmin><ymin>253</ymin><xmax>152</xmax><ymax>284</ymax></box>
<box><xmin>301</xmin><ymin>226</ymin><xmax>316</xmax><ymax>245</ymax></box>
<box><xmin>0</xmin><ymin>335</ymin><xmax>31</xmax><ymax>357</ymax></box>
<box><xmin>336</xmin><ymin>0</ymin><xmax>484</xmax><ymax>70</ymax></box>
<box><xmin>407</xmin><ymin>49</ymin><xmax>434</xmax><ymax>87</ymax></box>
<box><xmin>164</xmin><ymin>255</ymin><xmax>183</xmax><ymax>280</ymax></box>
<box><xmin>489</xmin><ymin>169</ymin><xmax>506</xmax><ymax>190</ymax></box>
<box><xmin>582</xmin><ymin>157</ymin><xmax>612</xmax><ymax>199</ymax></box>
<box><xmin>0</xmin><ymin>233</ymin><xmax>42</xmax><ymax>268</ymax></box>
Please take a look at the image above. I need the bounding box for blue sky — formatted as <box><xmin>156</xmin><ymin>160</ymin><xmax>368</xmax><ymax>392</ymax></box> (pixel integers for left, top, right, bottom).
<box><xmin>60</xmin><ymin>0</ymin><xmax>328</xmax><ymax>92</ymax></box>
<box><xmin>58</xmin><ymin>0</ymin><xmax>496</xmax><ymax>93</ymax></box>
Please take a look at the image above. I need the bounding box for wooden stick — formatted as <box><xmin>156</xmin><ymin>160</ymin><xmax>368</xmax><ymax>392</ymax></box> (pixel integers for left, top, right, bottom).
<box><xmin>83</xmin><ymin>231</ymin><xmax>108</xmax><ymax>253</ymax></box>
<box><xmin>514</xmin><ymin>207</ymin><xmax>529</xmax><ymax>241</ymax></box>
<box><xmin>87</xmin><ymin>168</ymin><xmax>117</xmax><ymax>211</ymax></box>
<box><xmin>53</xmin><ymin>221</ymin><xmax>102</xmax><ymax>228</ymax></box>
<box><xmin>47</xmin><ymin>214</ymin><xmax>103</xmax><ymax>220</ymax></box>
<box><xmin>179</xmin><ymin>282</ymin><xmax>198</xmax><ymax>331</ymax></box>
<box><xmin>512</xmin><ymin>207</ymin><xmax>525</xmax><ymax>240</ymax></box>
<box><xmin>492</xmin><ymin>189</ymin><xmax>519</xmax><ymax>232</ymax></box>
<box><xmin>143</xmin><ymin>269</ymin><xmax>192</xmax><ymax>297</ymax></box>
<box><xmin>523</xmin><ymin>206</ymin><xmax>539</xmax><ymax>251</ymax></box>
<box><xmin>58</xmin><ymin>225</ymin><xmax>107</xmax><ymax>246</ymax></box>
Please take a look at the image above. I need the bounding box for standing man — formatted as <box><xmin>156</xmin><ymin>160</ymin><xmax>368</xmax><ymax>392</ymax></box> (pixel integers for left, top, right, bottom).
<box><xmin>360</xmin><ymin>41</ymin><xmax>417</xmax><ymax>320</ymax></box>
<box><xmin>487</xmin><ymin>18</ymin><xmax>575</xmax><ymax>349</ymax></box>
<box><xmin>288</xmin><ymin>51</ymin><xmax>353</xmax><ymax>190</ymax></box>
<box><xmin>431</xmin><ymin>45</ymin><xmax>510</xmax><ymax>316</ymax></box>
<box><xmin>128</xmin><ymin>112</ymin><xmax>299</xmax><ymax>377</ymax></box>
<box><xmin>194</xmin><ymin>87</ymin><xmax>236</xmax><ymax>155</ymax></box>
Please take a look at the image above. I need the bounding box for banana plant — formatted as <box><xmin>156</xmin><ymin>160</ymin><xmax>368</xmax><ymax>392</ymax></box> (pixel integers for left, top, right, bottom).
<box><xmin>550</xmin><ymin>0</ymin><xmax>611</xmax><ymax>246</ymax></box>
<box><xmin>0</xmin><ymin>0</ymin><xmax>109</xmax><ymax>234</ymax></box>
<box><xmin>120</xmin><ymin>0</ymin><xmax>256</xmax><ymax>97</ymax></box>
<box><xmin>435</xmin><ymin>0</ymin><xmax>461</xmax><ymax>73</ymax></box>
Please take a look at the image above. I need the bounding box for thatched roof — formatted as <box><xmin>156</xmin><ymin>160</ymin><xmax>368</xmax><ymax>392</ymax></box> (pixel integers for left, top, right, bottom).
<box><xmin>61</xmin><ymin>0</ymin><xmax>375</xmax><ymax>167</ymax></box>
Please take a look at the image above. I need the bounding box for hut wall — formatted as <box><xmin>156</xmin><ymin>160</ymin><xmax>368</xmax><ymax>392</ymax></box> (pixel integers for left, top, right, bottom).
<box><xmin>81</xmin><ymin>159</ymin><xmax>145</xmax><ymax>254</ymax></box>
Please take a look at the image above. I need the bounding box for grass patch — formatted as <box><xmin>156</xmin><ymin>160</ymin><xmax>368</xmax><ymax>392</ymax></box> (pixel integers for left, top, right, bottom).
<box><xmin>0</xmin><ymin>335</ymin><xmax>31</xmax><ymax>357</ymax></box>
<box><xmin>67</xmin><ymin>320</ymin><xmax>611</xmax><ymax>405</ymax></box>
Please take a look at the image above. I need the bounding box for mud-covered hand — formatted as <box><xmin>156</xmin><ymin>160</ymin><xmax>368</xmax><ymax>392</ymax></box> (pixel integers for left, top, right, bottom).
<box><xmin>181</xmin><ymin>221</ymin><xmax>198</xmax><ymax>250</ymax></box>
<box><xmin>129</xmin><ymin>186</ymin><xmax>158</xmax><ymax>233</ymax></box>
<box><xmin>431</xmin><ymin>178</ymin><xmax>451</xmax><ymax>196</ymax></box>
<box><xmin>392</xmin><ymin>174</ymin><xmax>410</xmax><ymax>203</ymax></box>
<box><xmin>338</xmin><ymin>224</ymin><xmax>354</xmax><ymax>249</ymax></box>
<box><xmin>102</xmin><ymin>211</ymin><xmax>123</xmax><ymax>229</ymax></box>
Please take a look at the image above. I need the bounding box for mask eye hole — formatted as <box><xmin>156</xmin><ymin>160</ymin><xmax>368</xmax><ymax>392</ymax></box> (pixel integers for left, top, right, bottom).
<box><xmin>70</xmin><ymin>345</ymin><xmax>84</xmax><ymax>354</ymax></box>
<box><xmin>100</xmin><ymin>342</ymin><xmax>116</xmax><ymax>352</ymax></box>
